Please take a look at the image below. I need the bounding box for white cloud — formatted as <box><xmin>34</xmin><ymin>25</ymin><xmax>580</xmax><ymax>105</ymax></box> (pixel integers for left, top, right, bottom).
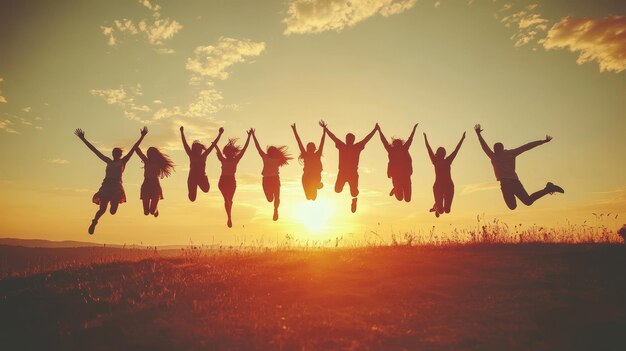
<box><xmin>89</xmin><ymin>84</ymin><xmax>153</xmax><ymax>123</ymax></box>
<box><xmin>47</xmin><ymin>158</ymin><xmax>70</xmax><ymax>165</ymax></box>
<box><xmin>542</xmin><ymin>16</ymin><xmax>626</xmax><ymax>73</ymax></box>
<box><xmin>101</xmin><ymin>0</ymin><xmax>181</xmax><ymax>52</ymax></box>
<box><xmin>0</xmin><ymin>77</ymin><xmax>6</xmax><ymax>104</ymax></box>
<box><xmin>283</xmin><ymin>0</ymin><xmax>416</xmax><ymax>35</ymax></box>
<box><xmin>499</xmin><ymin>3</ymin><xmax>549</xmax><ymax>47</ymax></box>
<box><xmin>186</xmin><ymin>38</ymin><xmax>266</xmax><ymax>82</ymax></box>
<box><xmin>21</xmin><ymin>107</ymin><xmax>32</xmax><ymax>112</ymax></box>
<box><xmin>0</xmin><ymin>119</ymin><xmax>18</xmax><ymax>134</ymax></box>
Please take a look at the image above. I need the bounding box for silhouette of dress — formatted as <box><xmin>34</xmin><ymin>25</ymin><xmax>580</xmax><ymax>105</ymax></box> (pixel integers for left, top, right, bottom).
<box><xmin>93</xmin><ymin>159</ymin><xmax>127</xmax><ymax>205</ymax></box>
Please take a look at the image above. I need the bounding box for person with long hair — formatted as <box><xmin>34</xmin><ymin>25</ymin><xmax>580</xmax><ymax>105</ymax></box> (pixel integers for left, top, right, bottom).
<box><xmin>323</xmin><ymin>122</ymin><xmax>378</xmax><ymax>213</ymax></box>
<box><xmin>424</xmin><ymin>131</ymin><xmax>465</xmax><ymax>217</ymax></box>
<box><xmin>377</xmin><ymin>123</ymin><xmax>418</xmax><ymax>202</ymax></box>
<box><xmin>291</xmin><ymin>121</ymin><xmax>326</xmax><ymax>200</ymax></box>
<box><xmin>180</xmin><ymin>126</ymin><xmax>224</xmax><ymax>202</ymax></box>
<box><xmin>74</xmin><ymin>126</ymin><xmax>147</xmax><ymax>234</ymax></box>
<box><xmin>215</xmin><ymin>129</ymin><xmax>252</xmax><ymax>228</ymax></box>
<box><xmin>251</xmin><ymin>129</ymin><xmax>292</xmax><ymax>221</ymax></box>
<box><xmin>136</xmin><ymin>146</ymin><xmax>175</xmax><ymax>217</ymax></box>
<box><xmin>474</xmin><ymin>124</ymin><xmax>564</xmax><ymax>210</ymax></box>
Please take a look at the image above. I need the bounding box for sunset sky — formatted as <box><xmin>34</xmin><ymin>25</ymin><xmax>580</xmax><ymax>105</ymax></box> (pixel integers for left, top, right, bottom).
<box><xmin>1</xmin><ymin>0</ymin><xmax>625</xmax><ymax>246</ymax></box>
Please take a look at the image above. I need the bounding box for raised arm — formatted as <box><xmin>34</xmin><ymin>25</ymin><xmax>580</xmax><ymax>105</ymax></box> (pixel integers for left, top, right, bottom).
<box><xmin>512</xmin><ymin>135</ymin><xmax>552</xmax><ymax>156</ymax></box>
<box><xmin>202</xmin><ymin>127</ymin><xmax>224</xmax><ymax>157</ymax></box>
<box><xmin>180</xmin><ymin>126</ymin><xmax>191</xmax><ymax>156</ymax></box>
<box><xmin>474</xmin><ymin>124</ymin><xmax>494</xmax><ymax>158</ymax></box>
<box><xmin>251</xmin><ymin>129</ymin><xmax>265</xmax><ymax>157</ymax></box>
<box><xmin>317</xmin><ymin>120</ymin><xmax>327</xmax><ymax>155</ymax></box>
<box><xmin>447</xmin><ymin>131</ymin><xmax>466</xmax><ymax>162</ymax></box>
<box><xmin>357</xmin><ymin>123</ymin><xmax>379</xmax><ymax>148</ymax></box>
<box><xmin>74</xmin><ymin>128</ymin><xmax>111</xmax><ymax>163</ymax></box>
<box><xmin>404</xmin><ymin>123</ymin><xmax>419</xmax><ymax>150</ymax></box>
<box><xmin>377</xmin><ymin>125</ymin><xmax>390</xmax><ymax>151</ymax></box>
<box><xmin>135</xmin><ymin>147</ymin><xmax>148</xmax><ymax>162</ymax></box>
<box><xmin>323</xmin><ymin>122</ymin><xmax>342</xmax><ymax>146</ymax></box>
<box><xmin>291</xmin><ymin>123</ymin><xmax>305</xmax><ymax>154</ymax></box>
<box><xmin>215</xmin><ymin>146</ymin><xmax>225</xmax><ymax>162</ymax></box>
<box><xmin>122</xmin><ymin>127</ymin><xmax>148</xmax><ymax>163</ymax></box>
<box><xmin>235</xmin><ymin>130</ymin><xmax>253</xmax><ymax>162</ymax></box>
<box><xmin>423</xmin><ymin>133</ymin><xmax>435</xmax><ymax>163</ymax></box>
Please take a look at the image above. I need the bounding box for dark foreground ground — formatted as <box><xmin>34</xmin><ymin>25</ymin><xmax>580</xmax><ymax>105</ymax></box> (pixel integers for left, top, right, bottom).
<box><xmin>1</xmin><ymin>244</ymin><xmax>625</xmax><ymax>351</ymax></box>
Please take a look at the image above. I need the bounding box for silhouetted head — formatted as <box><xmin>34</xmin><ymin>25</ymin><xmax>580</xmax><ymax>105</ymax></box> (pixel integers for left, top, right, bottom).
<box><xmin>436</xmin><ymin>147</ymin><xmax>446</xmax><ymax>159</ymax></box>
<box><xmin>306</xmin><ymin>142</ymin><xmax>316</xmax><ymax>153</ymax></box>
<box><xmin>223</xmin><ymin>138</ymin><xmax>241</xmax><ymax>159</ymax></box>
<box><xmin>494</xmin><ymin>142</ymin><xmax>504</xmax><ymax>154</ymax></box>
<box><xmin>266</xmin><ymin>145</ymin><xmax>292</xmax><ymax>167</ymax></box>
<box><xmin>112</xmin><ymin>147</ymin><xmax>123</xmax><ymax>160</ymax></box>
<box><xmin>145</xmin><ymin>147</ymin><xmax>175</xmax><ymax>178</ymax></box>
<box><xmin>391</xmin><ymin>138</ymin><xmax>404</xmax><ymax>149</ymax></box>
<box><xmin>345</xmin><ymin>133</ymin><xmax>355</xmax><ymax>145</ymax></box>
<box><xmin>191</xmin><ymin>141</ymin><xmax>206</xmax><ymax>156</ymax></box>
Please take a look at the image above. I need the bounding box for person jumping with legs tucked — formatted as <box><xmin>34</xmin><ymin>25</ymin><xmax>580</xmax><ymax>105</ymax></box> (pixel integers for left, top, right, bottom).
<box><xmin>251</xmin><ymin>129</ymin><xmax>292</xmax><ymax>221</ymax></box>
<box><xmin>323</xmin><ymin>122</ymin><xmax>378</xmax><ymax>213</ymax></box>
<box><xmin>215</xmin><ymin>129</ymin><xmax>252</xmax><ymax>228</ymax></box>
<box><xmin>180</xmin><ymin>126</ymin><xmax>223</xmax><ymax>202</ymax></box>
<box><xmin>474</xmin><ymin>124</ymin><xmax>564</xmax><ymax>210</ymax></box>
<box><xmin>378</xmin><ymin>123</ymin><xmax>418</xmax><ymax>202</ymax></box>
<box><xmin>291</xmin><ymin>121</ymin><xmax>327</xmax><ymax>200</ymax></box>
<box><xmin>75</xmin><ymin>127</ymin><xmax>147</xmax><ymax>234</ymax></box>
<box><xmin>424</xmin><ymin>131</ymin><xmax>465</xmax><ymax>217</ymax></box>
<box><xmin>136</xmin><ymin>147</ymin><xmax>175</xmax><ymax>217</ymax></box>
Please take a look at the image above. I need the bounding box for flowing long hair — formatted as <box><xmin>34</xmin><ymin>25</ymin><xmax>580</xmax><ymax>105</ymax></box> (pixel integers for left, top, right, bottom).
<box><xmin>266</xmin><ymin>145</ymin><xmax>292</xmax><ymax>167</ymax></box>
<box><xmin>223</xmin><ymin>138</ymin><xmax>242</xmax><ymax>159</ymax></box>
<box><xmin>146</xmin><ymin>147</ymin><xmax>175</xmax><ymax>178</ymax></box>
<box><xmin>298</xmin><ymin>142</ymin><xmax>320</xmax><ymax>165</ymax></box>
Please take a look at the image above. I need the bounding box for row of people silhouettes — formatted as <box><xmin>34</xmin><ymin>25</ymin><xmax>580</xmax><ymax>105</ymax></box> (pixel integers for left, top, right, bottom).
<box><xmin>76</xmin><ymin>123</ymin><xmax>565</xmax><ymax>234</ymax></box>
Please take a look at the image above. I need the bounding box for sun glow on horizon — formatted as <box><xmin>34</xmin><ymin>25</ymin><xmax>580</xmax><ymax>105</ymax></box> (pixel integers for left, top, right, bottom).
<box><xmin>292</xmin><ymin>197</ymin><xmax>336</xmax><ymax>234</ymax></box>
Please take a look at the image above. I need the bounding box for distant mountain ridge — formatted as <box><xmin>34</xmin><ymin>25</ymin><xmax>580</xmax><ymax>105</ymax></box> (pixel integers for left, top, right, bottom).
<box><xmin>0</xmin><ymin>238</ymin><xmax>125</xmax><ymax>248</ymax></box>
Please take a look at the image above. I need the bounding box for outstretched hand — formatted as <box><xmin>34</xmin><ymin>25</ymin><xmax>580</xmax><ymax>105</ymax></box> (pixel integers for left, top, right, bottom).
<box><xmin>375</xmin><ymin>123</ymin><xmax>380</xmax><ymax>131</ymax></box>
<box><xmin>462</xmin><ymin>131</ymin><xmax>466</xmax><ymax>139</ymax></box>
<box><xmin>474</xmin><ymin>124</ymin><xmax>483</xmax><ymax>134</ymax></box>
<box><xmin>218</xmin><ymin>127</ymin><xmax>224</xmax><ymax>134</ymax></box>
<box><xmin>319</xmin><ymin>120</ymin><xmax>327</xmax><ymax>129</ymax></box>
<box><xmin>140</xmin><ymin>126</ymin><xmax>148</xmax><ymax>136</ymax></box>
<box><xmin>180</xmin><ymin>126</ymin><xmax>184</xmax><ymax>132</ymax></box>
<box><xmin>250</xmin><ymin>128</ymin><xmax>256</xmax><ymax>135</ymax></box>
<box><xmin>247</xmin><ymin>128</ymin><xmax>253</xmax><ymax>136</ymax></box>
<box><xmin>291</xmin><ymin>123</ymin><xmax>296</xmax><ymax>131</ymax></box>
<box><xmin>74</xmin><ymin>128</ymin><xmax>85</xmax><ymax>139</ymax></box>
<box><xmin>544</xmin><ymin>135</ymin><xmax>552</xmax><ymax>143</ymax></box>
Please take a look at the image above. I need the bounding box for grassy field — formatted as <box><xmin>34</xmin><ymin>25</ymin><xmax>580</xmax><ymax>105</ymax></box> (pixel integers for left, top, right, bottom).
<box><xmin>1</xmin><ymin>244</ymin><xmax>625</xmax><ymax>350</ymax></box>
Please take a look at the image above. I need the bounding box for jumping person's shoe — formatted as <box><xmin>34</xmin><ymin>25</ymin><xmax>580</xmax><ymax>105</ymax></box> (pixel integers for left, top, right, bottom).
<box><xmin>389</xmin><ymin>188</ymin><xmax>395</xmax><ymax>197</ymax></box>
<box><xmin>227</xmin><ymin>218</ymin><xmax>233</xmax><ymax>228</ymax></box>
<box><xmin>273</xmin><ymin>209</ymin><xmax>279</xmax><ymax>221</ymax></box>
<box><xmin>154</xmin><ymin>210</ymin><xmax>159</xmax><ymax>218</ymax></box>
<box><xmin>546</xmin><ymin>182</ymin><xmax>564</xmax><ymax>194</ymax></box>
<box><xmin>351</xmin><ymin>198</ymin><xmax>358</xmax><ymax>213</ymax></box>
<box><xmin>88</xmin><ymin>220</ymin><xmax>97</xmax><ymax>235</ymax></box>
<box><xmin>318</xmin><ymin>182</ymin><xmax>324</xmax><ymax>189</ymax></box>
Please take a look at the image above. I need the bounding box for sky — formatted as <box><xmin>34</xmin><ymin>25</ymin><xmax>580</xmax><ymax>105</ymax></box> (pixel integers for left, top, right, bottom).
<box><xmin>0</xmin><ymin>0</ymin><xmax>625</xmax><ymax>246</ymax></box>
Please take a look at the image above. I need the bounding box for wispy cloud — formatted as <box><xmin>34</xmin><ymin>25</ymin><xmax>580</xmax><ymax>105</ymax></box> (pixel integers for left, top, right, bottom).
<box><xmin>47</xmin><ymin>158</ymin><xmax>70</xmax><ymax>165</ymax></box>
<box><xmin>89</xmin><ymin>84</ymin><xmax>153</xmax><ymax>123</ymax></box>
<box><xmin>0</xmin><ymin>77</ymin><xmax>6</xmax><ymax>104</ymax></box>
<box><xmin>283</xmin><ymin>0</ymin><xmax>416</xmax><ymax>35</ymax></box>
<box><xmin>186</xmin><ymin>37</ymin><xmax>266</xmax><ymax>82</ymax></box>
<box><xmin>101</xmin><ymin>0</ymin><xmax>182</xmax><ymax>53</ymax></box>
<box><xmin>499</xmin><ymin>3</ymin><xmax>549</xmax><ymax>48</ymax></box>
<box><xmin>0</xmin><ymin>119</ymin><xmax>18</xmax><ymax>134</ymax></box>
<box><xmin>542</xmin><ymin>16</ymin><xmax>626</xmax><ymax>73</ymax></box>
<box><xmin>461</xmin><ymin>182</ymin><xmax>500</xmax><ymax>195</ymax></box>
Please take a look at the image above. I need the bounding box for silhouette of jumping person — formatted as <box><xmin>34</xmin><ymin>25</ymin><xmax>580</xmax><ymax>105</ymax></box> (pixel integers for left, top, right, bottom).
<box><xmin>324</xmin><ymin>122</ymin><xmax>378</xmax><ymax>213</ymax></box>
<box><xmin>424</xmin><ymin>131</ymin><xmax>465</xmax><ymax>217</ymax></box>
<box><xmin>135</xmin><ymin>146</ymin><xmax>175</xmax><ymax>217</ymax></box>
<box><xmin>377</xmin><ymin>123</ymin><xmax>418</xmax><ymax>202</ymax></box>
<box><xmin>474</xmin><ymin>124</ymin><xmax>564</xmax><ymax>210</ymax></box>
<box><xmin>251</xmin><ymin>129</ymin><xmax>292</xmax><ymax>221</ymax></box>
<box><xmin>75</xmin><ymin>127</ymin><xmax>147</xmax><ymax>234</ymax></box>
<box><xmin>291</xmin><ymin>121</ymin><xmax>327</xmax><ymax>200</ymax></box>
<box><xmin>180</xmin><ymin>126</ymin><xmax>224</xmax><ymax>202</ymax></box>
<box><xmin>215</xmin><ymin>129</ymin><xmax>252</xmax><ymax>228</ymax></box>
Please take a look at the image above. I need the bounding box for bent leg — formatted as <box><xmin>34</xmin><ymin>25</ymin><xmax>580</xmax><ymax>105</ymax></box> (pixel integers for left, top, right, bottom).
<box><xmin>109</xmin><ymin>201</ymin><xmax>119</xmax><ymax>215</ymax></box>
<box><xmin>142</xmin><ymin>198</ymin><xmax>150</xmax><ymax>215</ymax></box>
<box><xmin>500</xmin><ymin>180</ymin><xmax>518</xmax><ymax>210</ymax></box>
<box><xmin>392</xmin><ymin>176</ymin><xmax>403</xmax><ymax>201</ymax></box>
<box><xmin>188</xmin><ymin>175</ymin><xmax>198</xmax><ymax>202</ymax></box>
<box><xmin>443</xmin><ymin>184</ymin><xmax>455</xmax><ymax>213</ymax></box>
<box><xmin>94</xmin><ymin>201</ymin><xmax>108</xmax><ymax>221</ymax></box>
<box><xmin>348</xmin><ymin>173</ymin><xmax>360</xmax><ymax>198</ymax></box>
<box><xmin>198</xmin><ymin>175</ymin><xmax>210</xmax><ymax>193</ymax></box>
<box><xmin>263</xmin><ymin>177</ymin><xmax>274</xmax><ymax>202</ymax></box>
<box><xmin>433</xmin><ymin>184</ymin><xmax>444</xmax><ymax>214</ymax></box>
<box><xmin>335</xmin><ymin>173</ymin><xmax>347</xmax><ymax>194</ymax></box>
<box><xmin>149</xmin><ymin>197</ymin><xmax>159</xmax><ymax>215</ymax></box>
<box><xmin>404</xmin><ymin>178</ymin><xmax>412</xmax><ymax>202</ymax></box>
